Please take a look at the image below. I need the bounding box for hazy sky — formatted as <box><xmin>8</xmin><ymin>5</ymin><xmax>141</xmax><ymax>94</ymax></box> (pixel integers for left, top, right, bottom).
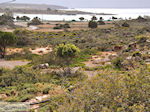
<box><xmin>1</xmin><ymin>0</ymin><xmax>150</xmax><ymax>8</ymax></box>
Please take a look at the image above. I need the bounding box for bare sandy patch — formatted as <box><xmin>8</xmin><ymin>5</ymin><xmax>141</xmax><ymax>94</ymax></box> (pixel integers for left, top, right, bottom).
<box><xmin>0</xmin><ymin>59</ymin><xmax>30</xmax><ymax>69</ymax></box>
<box><xmin>84</xmin><ymin>52</ymin><xmax>117</xmax><ymax>68</ymax></box>
<box><xmin>6</xmin><ymin>48</ymin><xmax>23</xmax><ymax>55</ymax></box>
<box><xmin>29</xmin><ymin>46</ymin><xmax>53</xmax><ymax>55</ymax></box>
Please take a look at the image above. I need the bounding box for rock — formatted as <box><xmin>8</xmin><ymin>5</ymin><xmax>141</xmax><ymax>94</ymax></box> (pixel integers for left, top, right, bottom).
<box><xmin>145</xmin><ymin>59</ymin><xmax>150</xmax><ymax>63</ymax></box>
<box><xmin>126</xmin><ymin>56</ymin><xmax>132</xmax><ymax>60</ymax></box>
<box><xmin>146</xmin><ymin>39</ymin><xmax>150</xmax><ymax>43</ymax></box>
<box><xmin>105</xmin><ymin>62</ymin><xmax>112</xmax><ymax>65</ymax></box>
<box><xmin>93</xmin><ymin>58</ymin><xmax>110</xmax><ymax>64</ymax></box>
<box><xmin>33</xmin><ymin>63</ymin><xmax>49</xmax><ymax>69</ymax></box>
<box><xmin>35</xmin><ymin>95</ymin><xmax>49</xmax><ymax>101</ymax></box>
<box><xmin>26</xmin><ymin>99</ymin><xmax>38</xmax><ymax>104</ymax></box>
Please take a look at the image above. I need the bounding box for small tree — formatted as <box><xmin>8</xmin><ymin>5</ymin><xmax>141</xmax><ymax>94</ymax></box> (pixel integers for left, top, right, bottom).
<box><xmin>0</xmin><ymin>14</ymin><xmax>14</xmax><ymax>26</ymax></box>
<box><xmin>28</xmin><ymin>17</ymin><xmax>42</xmax><ymax>26</ymax></box>
<box><xmin>16</xmin><ymin>16</ymin><xmax>30</xmax><ymax>21</ymax></box>
<box><xmin>16</xmin><ymin>16</ymin><xmax>20</xmax><ymax>21</ymax></box>
<box><xmin>98</xmin><ymin>17</ymin><xmax>105</xmax><ymax>25</ymax></box>
<box><xmin>79</xmin><ymin>17</ymin><xmax>85</xmax><ymax>21</ymax></box>
<box><xmin>0</xmin><ymin>32</ymin><xmax>17</xmax><ymax>58</ymax></box>
<box><xmin>88</xmin><ymin>21</ymin><xmax>98</xmax><ymax>28</ymax></box>
<box><xmin>112</xmin><ymin>16</ymin><xmax>118</xmax><ymax>20</ymax></box>
<box><xmin>55</xmin><ymin>43</ymin><xmax>80</xmax><ymax>76</ymax></box>
<box><xmin>20</xmin><ymin>16</ymin><xmax>30</xmax><ymax>21</ymax></box>
<box><xmin>137</xmin><ymin>16</ymin><xmax>147</xmax><ymax>22</ymax></box>
<box><xmin>91</xmin><ymin>16</ymin><xmax>97</xmax><ymax>21</ymax></box>
<box><xmin>99</xmin><ymin>17</ymin><xmax>103</xmax><ymax>21</ymax></box>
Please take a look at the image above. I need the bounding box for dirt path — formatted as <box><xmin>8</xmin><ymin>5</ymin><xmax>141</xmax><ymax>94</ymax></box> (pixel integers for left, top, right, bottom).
<box><xmin>0</xmin><ymin>60</ymin><xmax>30</xmax><ymax>69</ymax></box>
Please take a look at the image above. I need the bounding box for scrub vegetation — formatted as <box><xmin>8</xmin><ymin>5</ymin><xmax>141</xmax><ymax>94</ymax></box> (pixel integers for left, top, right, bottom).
<box><xmin>0</xmin><ymin>16</ymin><xmax>150</xmax><ymax>112</ymax></box>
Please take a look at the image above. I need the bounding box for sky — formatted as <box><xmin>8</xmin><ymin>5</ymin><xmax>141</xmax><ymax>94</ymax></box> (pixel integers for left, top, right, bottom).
<box><xmin>0</xmin><ymin>0</ymin><xmax>150</xmax><ymax>8</ymax></box>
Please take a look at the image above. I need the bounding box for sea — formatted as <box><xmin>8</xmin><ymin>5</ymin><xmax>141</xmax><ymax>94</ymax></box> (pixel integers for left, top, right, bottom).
<box><xmin>1</xmin><ymin>8</ymin><xmax>150</xmax><ymax>21</ymax></box>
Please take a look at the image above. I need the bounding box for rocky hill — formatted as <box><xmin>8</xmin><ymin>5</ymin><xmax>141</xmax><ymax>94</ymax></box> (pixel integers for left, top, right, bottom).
<box><xmin>0</xmin><ymin>3</ymin><xmax>67</xmax><ymax>10</ymax></box>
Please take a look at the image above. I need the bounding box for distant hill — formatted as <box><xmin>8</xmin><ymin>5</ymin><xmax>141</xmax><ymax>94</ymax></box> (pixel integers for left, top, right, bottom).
<box><xmin>0</xmin><ymin>3</ymin><xmax>67</xmax><ymax>10</ymax></box>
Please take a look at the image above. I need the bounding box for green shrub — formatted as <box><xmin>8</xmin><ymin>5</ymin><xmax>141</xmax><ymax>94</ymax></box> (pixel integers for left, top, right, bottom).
<box><xmin>132</xmin><ymin>51</ymin><xmax>142</xmax><ymax>57</ymax></box>
<box><xmin>28</xmin><ymin>17</ymin><xmax>43</xmax><ymax>26</ymax></box>
<box><xmin>112</xmin><ymin>57</ymin><xmax>123</xmax><ymax>69</ymax></box>
<box><xmin>53</xmin><ymin>23</ymin><xmax>71</xmax><ymax>29</ymax></box>
<box><xmin>43</xmin><ymin>87</ymin><xmax>52</xmax><ymax>94</ymax></box>
<box><xmin>55</xmin><ymin>43</ymin><xmax>80</xmax><ymax>59</ymax></box>
<box><xmin>57</xmin><ymin>69</ymin><xmax>150</xmax><ymax>112</ymax></box>
<box><xmin>88</xmin><ymin>21</ymin><xmax>98</xmax><ymax>28</ymax></box>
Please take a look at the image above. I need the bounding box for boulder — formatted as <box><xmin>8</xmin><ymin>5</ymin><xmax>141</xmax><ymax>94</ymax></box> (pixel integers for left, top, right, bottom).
<box><xmin>126</xmin><ymin>56</ymin><xmax>132</xmax><ymax>60</ymax></box>
<box><xmin>33</xmin><ymin>63</ymin><xmax>49</xmax><ymax>69</ymax></box>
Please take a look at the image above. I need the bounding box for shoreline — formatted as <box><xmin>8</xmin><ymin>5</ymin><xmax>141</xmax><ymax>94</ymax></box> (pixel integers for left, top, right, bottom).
<box><xmin>0</xmin><ymin>9</ymin><xmax>115</xmax><ymax>15</ymax></box>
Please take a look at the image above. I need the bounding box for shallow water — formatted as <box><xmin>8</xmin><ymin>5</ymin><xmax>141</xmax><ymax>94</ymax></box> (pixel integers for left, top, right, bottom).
<box><xmin>1</xmin><ymin>8</ymin><xmax>150</xmax><ymax>21</ymax></box>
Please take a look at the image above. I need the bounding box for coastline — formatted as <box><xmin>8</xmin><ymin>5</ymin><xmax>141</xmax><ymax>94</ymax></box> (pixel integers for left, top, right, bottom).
<box><xmin>0</xmin><ymin>9</ymin><xmax>114</xmax><ymax>15</ymax></box>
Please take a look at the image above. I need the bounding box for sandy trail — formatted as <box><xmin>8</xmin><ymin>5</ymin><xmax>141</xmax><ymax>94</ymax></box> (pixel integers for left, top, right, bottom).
<box><xmin>0</xmin><ymin>60</ymin><xmax>30</xmax><ymax>69</ymax></box>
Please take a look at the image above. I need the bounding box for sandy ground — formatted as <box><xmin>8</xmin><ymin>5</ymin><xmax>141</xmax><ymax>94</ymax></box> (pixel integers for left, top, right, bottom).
<box><xmin>83</xmin><ymin>52</ymin><xmax>117</xmax><ymax>78</ymax></box>
<box><xmin>29</xmin><ymin>46</ymin><xmax>53</xmax><ymax>55</ymax></box>
<box><xmin>6</xmin><ymin>48</ymin><xmax>23</xmax><ymax>55</ymax></box>
<box><xmin>0</xmin><ymin>59</ymin><xmax>30</xmax><ymax>69</ymax></box>
<box><xmin>14</xmin><ymin>21</ymin><xmax>113</xmax><ymax>32</ymax></box>
<box><xmin>7</xmin><ymin>46</ymin><xmax>53</xmax><ymax>55</ymax></box>
<box><xmin>26</xmin><ymin>85</ymin><xmax>65</xmax><ymax>109</ymax></box>
<box><xmin>1</xmin><ymin>46</ymin><xmax>52</xmax><ymax>69</ymax></box>
<box><xmin>0</xmin><ymin>21</ymin><xmax>113</xmax><ymax>32</ymax></box>
<box><xmin>34</xmin><ymin>22</ymin><xmax>113</xmax><ymax>32</ymax></box>
<box><xmin>84</xmin><ymin>52</ymin><xmax>117</xmax><ymax>68</ymax></box>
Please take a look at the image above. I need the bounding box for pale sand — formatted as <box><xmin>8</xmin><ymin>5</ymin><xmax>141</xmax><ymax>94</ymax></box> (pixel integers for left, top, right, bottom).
<box><xmin>0</xmin><ymin>60</ymin><xmax>30</xmax><ymax>69</ymax></box>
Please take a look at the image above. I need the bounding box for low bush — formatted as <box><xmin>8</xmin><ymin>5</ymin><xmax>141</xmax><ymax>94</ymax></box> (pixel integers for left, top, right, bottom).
<box><xmin>112</xmin><ymin>57</ymin><xmax>123</xmax><ymax>69</ymax></box>
<box><xmin>57</xmin><ymin>68</ymin><xmax>150</xmax><ymax>112</ymax></box>
<box><xmin>28</xmin><ymin>17</ymin><xmax>43</xmax><ymax>26</ymax></box>
<box><xmin>43</xmin><ymin>87</ymin><xmax>53</xmax><ymax>94</ymax></box>
<box><xmin>53</xmin><ymin>23</ymin><xmax>71</xmax><ymax>29</ymax></box>
<box><xmin>88</xmin><ymin>21</ymin><xmax>98</xmax><ymax>28</ymax></box>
